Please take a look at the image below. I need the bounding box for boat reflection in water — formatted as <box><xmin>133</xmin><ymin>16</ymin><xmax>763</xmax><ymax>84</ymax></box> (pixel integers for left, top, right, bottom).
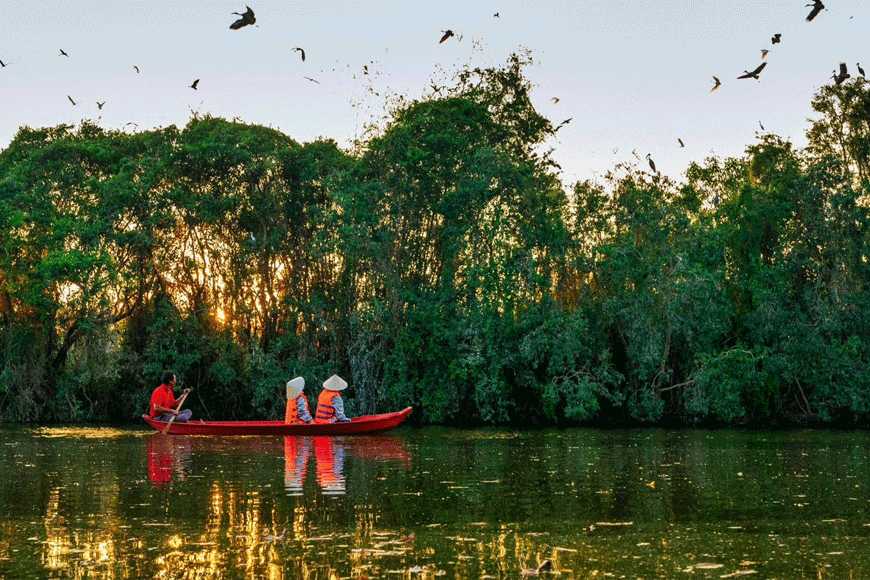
<box><xmin>294</xmin><ymin>434</ymin><xmax>412</xmax><ymax>496</ymax></box>
<box><xmin>6</xmin><ymin>427</ymin><xmax>870</xmax><ymax>580</ymax></box>
<box><xmin>147</xmin><ymin>432</ymin><xmax>411</xmax><ymax>495</ymax></box>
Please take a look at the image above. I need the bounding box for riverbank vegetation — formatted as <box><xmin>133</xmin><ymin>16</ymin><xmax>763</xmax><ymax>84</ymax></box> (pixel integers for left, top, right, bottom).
<box><xmin>1</xmin><ymin>54</ymin><xmax>869</xmax><ymax>426</ymax></box>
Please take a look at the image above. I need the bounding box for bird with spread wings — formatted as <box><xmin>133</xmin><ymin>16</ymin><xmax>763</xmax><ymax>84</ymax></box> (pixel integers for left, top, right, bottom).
<box><xmin>737</xmin><ymin>62</ymin><xmax>767</xmax><ymax>80</ymax></box>
<box><xmin>230</xmin><ymin>6</ymin><xmax>256</xmax><ymax>29</ymax></box>
<box><xmin>806</xmin><ymin>0</ymin><xmax>824</xmax><ymax>22</ymax></box>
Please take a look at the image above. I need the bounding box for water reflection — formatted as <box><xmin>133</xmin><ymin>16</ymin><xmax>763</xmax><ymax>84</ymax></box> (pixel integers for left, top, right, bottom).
<box><xmin>291</xmin><ymin>435</ymin><xmax>413</xmax><ymax>496</ymax></box>
<box><xmin>146</xmin><ymin>433</ymin><xmax>411</xmax><ymax>495</ymax></box>
<box><xmin>147</xmin><ymin>435</ymin><xmax>173</xmax><ymax>488</ymax></box>
<box><xmin>3</xmin><ymin>426</ymin><xmax>870</xmax><ymax>580</ymax></box>
<box><xmin>141</xmin><ymin>433</ymin><xmax>413</xmax><ymax>579</ymax></box>
<box><xmin>283</xmin><ymin>436</ymin><xmax>310</xmax><ymax>495</ymax></box>
<box><xmin>147</xmin><ymin>434</ymin><xmax>191</xmax><ymax>488</ymax></box>
<box><xmin>314</xmin><ymin>436</ymin><xmax>346</xmax><ymax>495</ymax></box>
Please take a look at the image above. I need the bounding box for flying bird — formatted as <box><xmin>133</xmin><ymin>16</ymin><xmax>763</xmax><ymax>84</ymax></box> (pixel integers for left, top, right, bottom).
<box><xmin>838</xmin><ymin>62</ymin><xmax>850</xmax><ymax>80</ymax></box>
<box><xmin>711</xmin><ymin>75</ymin><xmax>721</xmax><ymax>92</ymax></box>
<box><xmin>554</xmin><ymin>118</ymin><xmax>572</xmax><ymax>132</ymax></box>
<box><xmin>59</xmin><ymin>49</ymin><xmax>68</xmax><ymax>57</ymax></box>
<box><xmin>832</xmin><ymin>62</ymin><xmax>850</xmax><ymax>85</ymax></box>
<box><xmin>761</xmin><ymin>49</ymin><xmax>769</xmax><ymax>59</ymax></box>
<box><xmin>646</xmin><ymin>153</ymin><xmax>658</xmax><ymax>174</ymax></box>
<box><xmin>771</xmin><ymin>33</ymin><xmax>781</xmax><ymax>44</ymax></box>
<box><xmin>678</xmin><ymin>138</ymin><xmax>685</xmax><ymax>147</ymax></box>
<box><xmin>293</xmin><ymin>47</ymin><xmax>305</xmax><ymax>61</ymax></box>
<box><xmin>439</xmin><ymin>30</ymin><xmax>454</xmax><ymax>43</ymax></box>
<box><xmin>96</xmin><ymin>101</ymin><xmax>105</xmax><ymax>109</ymax></box>
<box><xmin>303</xmin><ymin>76</ymin><xmax>320</xmax><ymax>84</ymax></box>
<box><xmin>494</xmin><ymin>13</ymin><xmax>500</xmax><ymax>17</ymax></box>
<box><xmin>551</xmin><ymin>97</ymin><xmax>560</xmax><ymax>104</ymax></box>
<box><xmin>759</xmin><ymin>121</ymin><xmax>765</xmax><ymax>131</ymax></box>
<box><xmin>190</xmin><ymin>78</ymin><xmax>200</xmax><ymax>90</ymax></box>
<box><xmin>858</xmin><ymin>63</ymin><xmax>866</xmax><ymax>77</ymax></box>
<box><xmin>806</xmin><ymin>0</ymin><xmax>824</xmax><ymax>22</ymax></box>
<box><xmin>230</xmin><ymin>6</ymin><xmax>256</xmax><ymax>29</ymax></box>
<box><xmin>0</xmin><ymin>59</ymin><xmax>6</xmax><ymax>67</ymax></box>
<box><xmin>67</xmin><ymin>95</ymin><xmax>76</xmax><ymax>105</ymax></box>
<box><xmin>134</xmin><ymin>65</ymin><xmax>139</xmax><ymax>73</ymax></box>
<box><xmin>737</xmin><ymin>62</ymin><xmax>767</xmax><ymax>79</ymax></box>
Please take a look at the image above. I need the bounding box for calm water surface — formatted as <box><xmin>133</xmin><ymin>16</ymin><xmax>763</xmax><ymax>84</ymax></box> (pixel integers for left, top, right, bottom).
<box><xmin>1</xmin><ymin>425</ymin><xmax>869</xmax><ymax>579</ymax></box>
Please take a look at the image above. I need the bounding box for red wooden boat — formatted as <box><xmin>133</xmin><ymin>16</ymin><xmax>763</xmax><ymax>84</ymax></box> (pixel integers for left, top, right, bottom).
<box><xmin>142</xmin><ymin>407</ymin><xmax>412</xmax><ymax>436</ymax></box>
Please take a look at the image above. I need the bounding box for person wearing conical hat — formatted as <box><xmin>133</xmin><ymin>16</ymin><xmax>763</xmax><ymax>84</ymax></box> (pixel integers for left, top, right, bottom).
<box><xmin>314</xmin><ymin>375</ymin><xmax>351</xmax><ymax>423</ymax></box>
<box><xmin>285</xmin><ymin>376</ymin><xmax>313</xmax><ymax>425</ymax></box>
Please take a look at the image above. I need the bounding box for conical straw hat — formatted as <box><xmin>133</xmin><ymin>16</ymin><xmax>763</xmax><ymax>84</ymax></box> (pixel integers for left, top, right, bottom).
<box><xmin>286</xmin><ymin>377</ymin><xmax>305</xmax><ymax>399</ymax></box>
<box><xmin>322</xmin><ymin>374</ymin><xmax>347</xmax><ymax>391</ymax></box>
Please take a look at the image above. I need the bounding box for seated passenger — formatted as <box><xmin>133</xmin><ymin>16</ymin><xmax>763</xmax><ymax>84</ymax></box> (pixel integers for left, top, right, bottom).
<box><xmin>285</xmin><ymin>376</ymin><xmax>313</xmax><ymax>425</ymax></box>
<box><xmin>314</xmin><ymin>375</ymin><xmax>351</xmax><ymax>423</ymax></box>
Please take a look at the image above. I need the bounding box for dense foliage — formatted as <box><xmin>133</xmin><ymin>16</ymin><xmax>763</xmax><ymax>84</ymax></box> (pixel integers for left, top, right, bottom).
<box><xmin>1</xmin><ymin>55</ymin><xmax>869</xmax><ymax>426</ymax></box>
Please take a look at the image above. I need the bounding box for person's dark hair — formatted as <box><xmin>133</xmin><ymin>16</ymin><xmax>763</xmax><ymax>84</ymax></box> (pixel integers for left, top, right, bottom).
<box><xmin>161</xmin><ymin>371</ymin><xmax>176</xmax><ymax>385</ymax></box>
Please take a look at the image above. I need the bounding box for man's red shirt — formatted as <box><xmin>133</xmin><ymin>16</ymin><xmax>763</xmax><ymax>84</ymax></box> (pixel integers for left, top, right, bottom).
<box><xmin>150</xmin><ymin>383</ymin><xmax>177</xmax><ymax>418</ymax></box>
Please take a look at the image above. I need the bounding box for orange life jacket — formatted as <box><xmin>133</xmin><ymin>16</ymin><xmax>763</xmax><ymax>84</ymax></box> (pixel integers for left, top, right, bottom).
<box><xmin>285</xmin><ymin>395</ymin><xmax>311</xmax><ymax>425</ymax></box>
<box><xmin>315</xmin><ymin>389</ymin><xmax>340</xmax><ymax>423</ymax></box>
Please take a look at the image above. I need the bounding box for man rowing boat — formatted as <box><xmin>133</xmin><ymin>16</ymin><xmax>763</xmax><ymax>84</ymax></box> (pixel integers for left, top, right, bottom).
<box><xmin>150</xmin><ymin>371</ymin><xmax>192</xmax><ymax>422</ymax></box>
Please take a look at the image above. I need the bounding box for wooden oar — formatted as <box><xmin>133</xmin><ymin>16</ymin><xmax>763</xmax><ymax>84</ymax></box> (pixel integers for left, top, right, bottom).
<box><xmin>161</xmin><ymin>390</ymin><xmax>190</xmax><ymax>435</ymax></box>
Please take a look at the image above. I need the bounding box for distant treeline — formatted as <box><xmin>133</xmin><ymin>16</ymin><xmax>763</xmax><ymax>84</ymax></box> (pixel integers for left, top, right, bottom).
<box><xmin>1</xmin><ymin>54</ymin><xmax>869</xmax><ymax>426</ymax></box>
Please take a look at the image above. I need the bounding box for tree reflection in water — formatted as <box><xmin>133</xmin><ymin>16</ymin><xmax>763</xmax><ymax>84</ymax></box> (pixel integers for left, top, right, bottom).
<box><xmin>3</xmin><ymin>428</ymin><xmax>869</xmax><ymax>579</ymax></box>
<box><xmin>140</xmin><ymin>434</ymin><xmax>413</xmax><ymax>578</ymax></box>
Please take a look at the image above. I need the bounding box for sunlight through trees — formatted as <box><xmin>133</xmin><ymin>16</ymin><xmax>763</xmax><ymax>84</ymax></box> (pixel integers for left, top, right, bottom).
<box><xmin>1</xmin><ymin>58</ymin><xmax>869</xmax><ymax>426</ymax></box>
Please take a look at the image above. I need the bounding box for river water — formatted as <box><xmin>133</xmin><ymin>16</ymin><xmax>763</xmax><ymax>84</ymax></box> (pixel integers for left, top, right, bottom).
<box><xmin>0</xmin><ymin>425</ymin><xmax>868</xmax><ymax>579</ymax></box>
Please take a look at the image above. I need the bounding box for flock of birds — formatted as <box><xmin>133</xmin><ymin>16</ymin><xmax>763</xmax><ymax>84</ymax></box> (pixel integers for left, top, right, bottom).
<box><xmin>0</xmin><ymin>6</ymin><xmax>300</xmax><ymax>113</ymax></box>
<box><xmin>0</xmin><ymin>3</ymin><xmax>866</xmax><ymax>183</ymax></box>
<box><xmin>643</xmin><ymin>0</ymin><xmax>865</xmax><ymax>177</ymax></box>
<box><xmin>0</xmin><ymin>6</ymin><xmax>532</xmax><ymax>141</ymax></box>
<box><xmin>1</xmin><ymin>5</ymin><xmax>472</xmax><ymax>117</ymax></box>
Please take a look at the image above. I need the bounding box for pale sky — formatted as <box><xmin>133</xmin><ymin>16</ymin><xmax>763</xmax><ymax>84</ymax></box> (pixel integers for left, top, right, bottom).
<box><xmin>1</xmin><ymin>0</ymin><xmax>867</xmax><ymax>186</ymax></box>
